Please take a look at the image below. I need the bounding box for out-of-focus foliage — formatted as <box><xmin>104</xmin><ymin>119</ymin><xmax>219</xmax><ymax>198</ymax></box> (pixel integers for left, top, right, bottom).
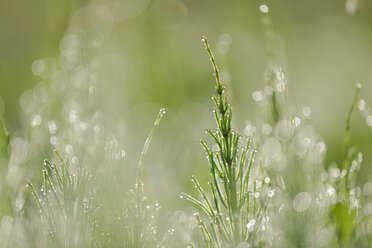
<box><xmin>0</xmin><ymin>0</ymin><xmax>372</xmax><ymax>247</ymax></box>
<box><xmin>0</xmin><ymin>120</ymin><xmax>9</xmax><ymax>157</ymax></box>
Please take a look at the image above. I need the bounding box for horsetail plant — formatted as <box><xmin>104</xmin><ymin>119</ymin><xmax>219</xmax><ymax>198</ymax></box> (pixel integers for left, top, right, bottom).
<box><xmin>120</xmin><ymin>107</ymin><xmax>172</xmax><ymax>248</ymax></box>
<box><xmin>251</xmin><ymin>5</ymin><xmax>330</xmax><ymax>246</ymax></box>
<box><xmin>331</xmin><ymin>83</ymin><xmax>363</xmax><ymax>246</ymax></box>
<box><xmin>27</xmin><ymin>150</ymin><xmax>92</xmax><ymax>248</ymax></box>
<box><xmin>28</xmin><ymin>108</ymin><xmax>170</xmax><ymax>248</ymax></box>
<box><xmin>181</xmin><ymin>37</ymin><xmax>262</xmax><ymax>248</ymax></box>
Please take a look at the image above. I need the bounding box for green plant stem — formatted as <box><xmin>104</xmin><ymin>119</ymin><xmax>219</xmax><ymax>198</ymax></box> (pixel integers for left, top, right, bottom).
<box><xmin>137</xmin><ymin>108</ymin><xmax>166</xmax><ymax>183</ymax></box>
<box><xmin>343</xmin><ymin>84</ymin><xmax>361</xmax><ymax>171</ymax></box>
<box><xmin>203</xmin><ymin>36</ymin><xmax>241</xmax><ymax>245</ymax></box>
<box><xmin>260</xmin><ymin>7</ymin><xmax>280</xmax><ymax>122</ymax></box>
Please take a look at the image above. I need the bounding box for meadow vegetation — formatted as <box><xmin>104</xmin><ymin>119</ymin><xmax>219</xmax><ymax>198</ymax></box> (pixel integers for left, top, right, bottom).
<box><xmin>0</xmin><ymin>2</ymin><xmax>372</xmax><ymax>248</ymax></box>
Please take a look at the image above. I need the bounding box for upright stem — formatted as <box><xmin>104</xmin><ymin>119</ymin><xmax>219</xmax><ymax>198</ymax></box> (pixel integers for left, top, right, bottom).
<box><xmin>137</xmin><ymin>108</ymin><xmax>166</xmax><ymax>183</ymax></box>
<box><xmin>260</xmin><ymin>6</ymin><xmax>280</xmax><ymax>122</ymax></box>
<box><xmin>202</xmin><ymin>36</ymin><xmax>240</xmax><ymax>244</ymax></box>
<box><xmin>343</xmin><ymin>84</ymin><xmax>361</xmax><ymax>171</ymax></box>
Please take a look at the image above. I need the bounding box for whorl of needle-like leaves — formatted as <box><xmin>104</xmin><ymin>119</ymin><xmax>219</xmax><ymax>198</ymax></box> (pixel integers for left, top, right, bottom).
<box><xmin>182</xmin><ymin>37</ymin><xmax>257</xmax><ymax>247</ymax></box>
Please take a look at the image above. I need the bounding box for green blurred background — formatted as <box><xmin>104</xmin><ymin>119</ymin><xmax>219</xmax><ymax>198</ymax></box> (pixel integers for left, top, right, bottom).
<box><xmin>0</xmin><ymin>0</ymin><xmax>371</xmax><ymax>189</ymax></box>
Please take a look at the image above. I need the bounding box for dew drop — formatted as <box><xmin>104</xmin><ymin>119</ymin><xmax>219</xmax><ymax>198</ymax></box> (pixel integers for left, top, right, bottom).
<box><xmin>31</xmin><ymin>115</ymin><xmax>42</xmax><ymax>127</ymax></box>
<box><xmin>267</xmin><ymin>189</ymin><xmax>275</xmax><ymax>198</ymax></box>
<box><xmin>261</xmin><ymin>123</ymin><xmax>272</xmax><ymax>136</ymax></box>
<box><xmin>20</xmin><ymin>91</ymin><xmax>36</xmax><ymax>113</ymax></box>
<box><xmin>274</xmin><ymin>120</ymin><xmax>294</xmax><ymax>141</ymax></box>
<box><xmin>264</xmin><ymin>177</ymin><xmax>271</xmax><ymax>184</ymax></box>
<box><xmin>329</xmin><ymin>167</ymin><xmax>340</xmax><ymax>178</ymax></box>
<box><xmin>252</xmin><ymin>91</ymin><xmax>264</xmax><ymax>102</ymax></box>
<box><xmin>256</xmin><ymin>180</ymin><xmax>263</xmax><ymax>188</ymax></box>
<box><xmin>32</xmin><ymin>59</ymin><xmax>45</xmax><ymax>76</ymax></box>
<box><xmin>254</xmin><ymin>192</ymin><xmax>260</xmax><ymax>198</ymax></box>
<box><xmin>363</xmin><ymin>182</ymin><xmax>372</xmax><ymax>196</ymax></box>
<box><xmin>366</xmin><ymin>115</ymin><xmax>372</xmax><ymax>127</ymax></box>
<box><xmin>160</xmin><ymin>108</ymin><xmax>166</xmax><ymax>115</ymax></box>
<box><xmin>69</xmin><ymin>110</ymin><xmax>79</xmax><ymax>124</ymax></box>
<box><xmin>262</xmin><ymin>137</ymin><xmax>281</xmax><ymax>158</ymax></box>
<box><xmin>303</xmin><ymin>106</ymin><xmax>312</xmax><ymax>118</ymax></box>
<box><xmin>264</xmin><ymin>85</ymin><xmax>273</xmax><ymax>95</ymax></box>
<box><xmin>48</xmin><ymin>120</ymin><xmax>58</xmax><ymax>134</ymax></box>
<box><xmin>321</xmin><ymin>172</ymin><xmax>328</xmax><ymax>182</ymax></box>
<box><xmin>345</xmin><ymin>0</ymin><xmax>358</xmax><ymax>15</ymax></box>
<box><xmin>293</xmin><ymin>117</ymin><xmax>301</xmax><ymax>127</ymax></box>
<box><xmin>93</xmin><ymin>125</ymin><xmax>101</xmax><ymax>134</ymax></box>
<box><xmin>72</xmin><ymin>156</ymin><xmax>78</xmax><ymax>164</ymax></box>
<box><xmin>276</xmin><ymin>71</ymin><xmax>285</xmax><ymax>81</ymax></box>
<box><xmin>65</xmin><ymin>144</ymin><xmax>74</xmax><ymax>154</ymax></box>
<box><xmin>317</xmin><ymin>141</ymin><xmax>326</xmax><ymax>153</ymax></box>
<box><xmin>293</xmin><ymin>192</ymin><xmax>312</xmax><ymax>212</ymax></box>
<box><xmin>276</xmin><ymin>81</ymin><xmax>285</xmax><ymax>92</ymax></box>
<box><xmin>246</xmin><ymin>219</ymin><xmax>256</xmax><ymax>229</ymax></box>
<box><xmin>80</xmin><ymin>122</ymin><xmax>88</xmax><ymax>131</ymax></box>
<box><xmin>259</xmin><ymin>4</ymin><xmax>269</xmax><ymax>13</ymax></box>
<box><xmin>50</xmin><ymin>136</ymin><xmax>58</xmax><ymax>145</ymax></box>
<box><xmin>244</xmin><ymin>123</ymin><xmax>256</xmax><ymax>136</ymax></box>
<box><xmin>364</xmin><ymin>202</ymin><xmax>372</xmax><ymax>216</ymax></box>
<box><xmin>89</xmin><ymin>86</ymin><xmax>96</xmax><ymax>94</ymax></box>
<box><xmin>326</xmin><ymin>185</ymin><xmax>336</xmax><ymax>197</ymax></box>
<box><xmin>358</xmin><ymin>99</ymin><xmax>366</xmax><ymax>111</ymax></box>
<box><xmin>340</xmin><ymin>169</ymin><xmax>347</xmax><ymax>178</ymax></box>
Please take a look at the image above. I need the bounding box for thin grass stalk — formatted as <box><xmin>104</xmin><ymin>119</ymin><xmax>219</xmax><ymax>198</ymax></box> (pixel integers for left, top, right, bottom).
<box><xmin>343</xmin><ymin>83</ymin><xmax>361</xmax><ymax>171</ymax></box>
